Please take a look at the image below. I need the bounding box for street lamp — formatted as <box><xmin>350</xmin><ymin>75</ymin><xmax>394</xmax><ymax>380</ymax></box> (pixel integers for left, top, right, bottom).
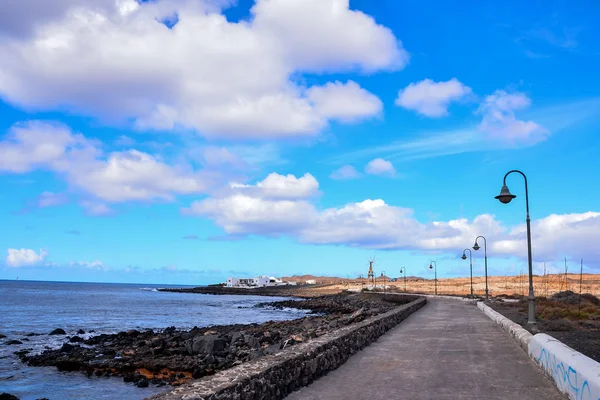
<box><xmin>400</xmin><ymin>267</ymin><xmax>407</xmax><ymax>292</ymax></box>
<box><xmin>381</xmin><ymin>271</ymin><xmax>386</xmax><ymax>293</ymax></box>
<box><xmin>429</xmin><ymin>261</ymin><xmax>437</xmax><ymax>295</ymax></box>
<box><xmin>461</xmin><ymin>249</ymin><xmax>474</xmax><ymax>299</ymax></box>
<box><xmin>496</xmin><ymin>170</ymin><xmax>536</xmax><ymax>327</ymax></box>
<box><xmin>359</xmin><ymin>274</ymin><xmax>364</xmax><ymax>290</ymax></box>
<box><xmin>473</xmin><ymin>236</ymin><xmax>489</xmax><ymax>300</ymax></box>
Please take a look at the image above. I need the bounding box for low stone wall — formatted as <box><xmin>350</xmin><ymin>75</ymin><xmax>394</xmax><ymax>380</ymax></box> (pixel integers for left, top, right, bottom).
<box><xmin>147</xmin><ymin>296</ymin><xmax>426</xmax><ymax>400</ymax></box>
<box><xmin>529</xmin><ymin>333</ymin><xmax>600</xmax><ymax>400</ymax></box>
<box><xmin>477</xmin><ymin>302</ymin><xmax>532</xmax><ymax>352</ymax></box>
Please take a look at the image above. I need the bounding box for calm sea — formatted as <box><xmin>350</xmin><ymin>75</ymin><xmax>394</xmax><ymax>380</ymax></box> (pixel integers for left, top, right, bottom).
<box><xmin>0</xmin><ymin>280</ymin><xmax>307</xmax><ymax>400</ymax></box>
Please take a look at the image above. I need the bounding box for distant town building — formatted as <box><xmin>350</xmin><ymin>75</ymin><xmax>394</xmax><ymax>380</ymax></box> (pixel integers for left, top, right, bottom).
<box><xmin>226</xmin><ymin>276</ymin><xmax>294</xmax><ymax>288</ymax></box>
<box><xmin>305</xmin><ymin>279</ymin><xmax>317</xmax><ymax>284</ymax></box>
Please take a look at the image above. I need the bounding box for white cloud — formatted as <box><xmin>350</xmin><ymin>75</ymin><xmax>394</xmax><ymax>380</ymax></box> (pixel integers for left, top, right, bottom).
<box><xmin>251</xmin><ymin>0</ymin><xmax>408</xmax><ymax>72</ymax></box>
<box><xmin>494</xmin><ymin>212</ymin><xmax>600</xmax><ymax>263</ymax></box>
<box><xmin>35</xmin><ymin>191</ymin><xmax>69</xmax><ymax>208</ymax></box>
<box><xmin>199</xmin><ymin>146</ymin><xmax>246</xmax><ymax>168</ymax></box>
<box><xmin>395</xmin><ymin>78</ymin><xmax>472</xmax><ymax>117</ymax></box>
<box><xmin>307</xmin><ymin>81</ymin><xmax>383</xmax><ymax>123</ymax></box>
<box><xmin>72</xmin><ymin>150</ymin><xmax>213</xmax><ymax>202</ymax></box>
<box><xmin>80</xmin><ymin>201</ymin><xmax>114</xmax><ymax>216</ymax></box>
<box><xmin>0</xmin><ymin>0</ymin><xmax>115</xmax><ymax>38</ymax></box>
<box><xmin>1</xmin><ymin>121</ymin><xmax>224</xmax><ymax>205</ymax></box>
<box><xmin>365</xmin><ymin>158</ymin><xmax>395</xmax><ymax>176</ymax></box>
<box><xmin>0</xmin><ymin>0</ymin><xmax>407</xmax><ymax>139</ymax></box>
<box><xmin>6</xmin><ymin>248</ymin><xmax>48</xmax><ymax>267</ymax></box>
<box><xmin>478</xmin><ymin>90</ymin><xmax>549</xmax><ymax>145</ymax></box>
<box><xmin>228</xmin><ymin>172</ymin><xmax>319</xmax><ymax>199</ymax></box>
<box><xmin>0</xmin><ymin>121</ymin><xmax>90</xmax><ymax>173</ymax></box>
<box><xmin>68</xmin><ymin>260</ymin><xmax>108</xmax><ymax>270</ymax></box>
<box><xmin>183</xmin><ymin>172</ymin><xmax>319</xmax><ymax>234</ymax></box>
<box><xmin>183</xmin><ymin>194</ymin><xmax>316</xmax><ymax>235</ymax></box>
<box><xmin>330</xmin><ymin>165</ymin><xmax>360</xmax><ymax>180</ymax></box>
<box><xmin>302</xmin><ymin>199</ymin><xmax>419</xmax><ymax>247</ymax></box>
<box><xmin>256</xmin><ymin>172</ymin><xmax>319</xmax><ymax>199</ymax></box>
<box><xmin>183</xmin><ymin>171</ymin><xmax>600</xmax><ymax>268</ymax></box>
<box><xmin>184</xmin><ymin>190</ymin><xmax>503</xmax><ymax>251</ymax></box>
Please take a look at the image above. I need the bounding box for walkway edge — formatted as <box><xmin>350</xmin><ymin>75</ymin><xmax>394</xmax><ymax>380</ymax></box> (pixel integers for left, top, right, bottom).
<box><xmin>529</xmin><ymin>333</ymin><xmax>600</xmax><ymax>400</ymax></box>
<box><xmin>478</xmin><ymin>302</ymin><xmax>600</xmax><ymax>400</ymax></box>
<box><xmin>477</xmin><ymin>301</ymin><xmax>532</xmax><ymax>352</ymax></box>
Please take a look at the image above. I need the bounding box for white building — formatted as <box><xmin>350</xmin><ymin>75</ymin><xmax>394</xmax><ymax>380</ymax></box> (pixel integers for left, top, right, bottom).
<box><xmin>305</xmin><ymin>279</ymin><xmax>316</xmax><ymax>285</ymax></box>
<box><xmin>226</xmin><ymin>276</ymin><xmax>293</xmax><ymax>288</ymax></box>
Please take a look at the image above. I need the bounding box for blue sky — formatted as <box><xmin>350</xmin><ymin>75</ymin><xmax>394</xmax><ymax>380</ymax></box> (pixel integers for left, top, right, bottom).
<box><xmin>1</xmin><ymin>0</ymin><xmax>599</xmax><ymax>284</ymax></box>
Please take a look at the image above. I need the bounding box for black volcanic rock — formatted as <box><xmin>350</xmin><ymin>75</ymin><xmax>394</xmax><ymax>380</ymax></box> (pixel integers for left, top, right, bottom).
<box><xmin>49</xmin><ymin>328</ymin><xmax>66</xmax><ymax>335</ymax></box>
<box><xmin>22</xmin><ymin>293</ymin><xmax>418</xmax><ymax>389</ymax></box>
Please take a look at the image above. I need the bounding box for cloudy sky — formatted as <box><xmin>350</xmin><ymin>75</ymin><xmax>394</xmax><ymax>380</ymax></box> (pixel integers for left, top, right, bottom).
<box><xmin>1</xmin><ymin>0</ymin><xmax>599</xmax><ymax>284</ymax></box>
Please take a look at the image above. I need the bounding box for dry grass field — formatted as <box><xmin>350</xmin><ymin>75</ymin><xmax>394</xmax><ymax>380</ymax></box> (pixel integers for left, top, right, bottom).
<box><xmin>304</xmin><ymin>273</ymin><xmax>600</xmax><ymax>298</ymax></box>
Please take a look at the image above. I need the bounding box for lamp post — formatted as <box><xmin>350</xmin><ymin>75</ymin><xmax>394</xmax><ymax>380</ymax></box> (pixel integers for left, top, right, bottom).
<box><xmin>429</xmin><ymin>261</ymin><xmax>437</xmax><ymax>295</ymax></box>
<box><xmin>461</xmin><ymin>249</ymin><xmax>474</xmax><ymax>299</ymax></box>
<box><xmin>495</xmin><ymin>170</ymin><xmax>536</xmax><ymax>327</ymax></box>
<box><xmin>400</xmin><ymin>267</ymin><xmax>407</xmax><ymax>292</ymax></box>
<box><xmin>381</xmin><ymin>271</ymin><xmax>386</xmax><ymax>293</ymax></box>
<box><xmin>359</xmin><ymin>274</ymin><xmax>364</xmax><ymax>290</ymax></box>
<box><xmin>473</xmin><ymin>236</ymin><xmax>489</xmax><ymax>300</ymax></box>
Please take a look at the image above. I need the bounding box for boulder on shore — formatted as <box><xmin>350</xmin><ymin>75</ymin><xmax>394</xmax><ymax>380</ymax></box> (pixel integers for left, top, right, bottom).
<box><xmin>49</xmin><ymin>328</ymin><xmax>66</xmax><ymax>335</ymax></box>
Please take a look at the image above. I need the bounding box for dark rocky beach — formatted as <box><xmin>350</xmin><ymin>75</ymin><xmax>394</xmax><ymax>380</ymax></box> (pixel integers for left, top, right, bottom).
<box><xmin>157</xmin><ymin>284</ymin><xmax>341</xmax><ymax>298</ymax></box>
<box><xmin>15</xmin><ymin>292</ymin><xmax>416</xmax><ymax>391</ymax></box>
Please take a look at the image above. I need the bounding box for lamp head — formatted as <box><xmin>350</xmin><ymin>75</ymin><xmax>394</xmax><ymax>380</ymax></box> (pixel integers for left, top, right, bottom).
<box><xmin>461</xmin><ymin>253</ymin><xmax>467</xmax><ymax>260</ymax></box>
<box><xmin>473</xmin><ymin>242</ymin><xmax>480</xmax><ymax>251</ymax></box>
<box><xmin>495</xmin><ymin>185</ymin><xmax>516</xmax><ymax>204</ymax></box>
<box><xmin>429</xmin><ymin>264</ymin><xmax>433</xmax><ymax>270</ymax></box>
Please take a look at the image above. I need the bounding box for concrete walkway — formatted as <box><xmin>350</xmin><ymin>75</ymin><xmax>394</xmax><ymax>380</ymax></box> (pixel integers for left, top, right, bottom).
<box><xmin>286</xmin><ymin>299</ymin><xmax>564</xmax><ymax>400</ymax></box>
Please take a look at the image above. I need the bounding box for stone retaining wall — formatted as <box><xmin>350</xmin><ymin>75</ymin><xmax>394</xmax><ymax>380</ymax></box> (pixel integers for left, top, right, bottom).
<box><xmin>147</xmin><ymin>296</ymin><xmax>426</xmax><ymax>400</ymax></box>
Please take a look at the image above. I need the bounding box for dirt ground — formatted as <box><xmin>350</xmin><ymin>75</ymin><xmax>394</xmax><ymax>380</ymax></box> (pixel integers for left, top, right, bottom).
<box><xmin>488</xmin><ymin>291</ymin><xmax>600</xmax><ymax>362</ymax></box>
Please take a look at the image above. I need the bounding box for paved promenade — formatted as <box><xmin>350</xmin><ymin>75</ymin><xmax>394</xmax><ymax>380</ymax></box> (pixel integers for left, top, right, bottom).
<box><xmin>286</xmin><ymin>298</ymin><xmax>564</xmax><ymax>400</ymax></box>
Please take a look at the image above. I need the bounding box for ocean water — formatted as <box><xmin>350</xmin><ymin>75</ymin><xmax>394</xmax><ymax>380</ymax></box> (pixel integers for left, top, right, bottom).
<box><xmin>0</xmin><ymin>280</ymin><xmax>307</xmax><ymax>400</ymax></box>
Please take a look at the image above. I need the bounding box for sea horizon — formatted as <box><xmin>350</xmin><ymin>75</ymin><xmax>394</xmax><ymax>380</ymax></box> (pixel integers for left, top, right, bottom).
<box><xmin>0</xmin><ymin>278</ymin><xmax>205</xmax><ymax>287</ymax></box>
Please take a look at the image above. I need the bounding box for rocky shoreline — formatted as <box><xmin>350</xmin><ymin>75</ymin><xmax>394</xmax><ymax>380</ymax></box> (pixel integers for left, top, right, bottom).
<box><xmin>15</xmin><ymin>292</ymin><xmax>416</xmax><ymax>391</ymax></box>
<box><xmin>157</xmin><ymin>284</ymin><xmax>340</xmax><ymax>298</ymax></box>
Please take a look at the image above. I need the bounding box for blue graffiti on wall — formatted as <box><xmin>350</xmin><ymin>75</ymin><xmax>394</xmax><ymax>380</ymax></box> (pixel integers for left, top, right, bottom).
<box><xmin>537</xmin><ymin>347</ymin><xmax>596</xmax><ymax>400</ymax></box>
